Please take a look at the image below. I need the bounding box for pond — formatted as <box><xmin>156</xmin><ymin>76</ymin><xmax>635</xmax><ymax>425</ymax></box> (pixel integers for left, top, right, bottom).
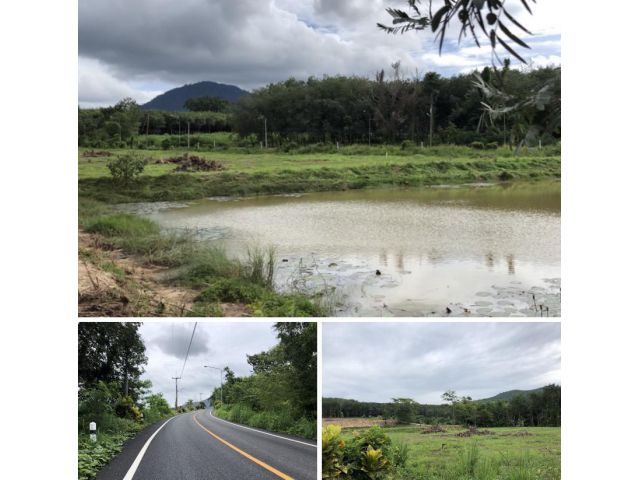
<box><xmin>130</xmin><ymin>182</ymin><xmax>560</xmax><ymax>317</ymax></box>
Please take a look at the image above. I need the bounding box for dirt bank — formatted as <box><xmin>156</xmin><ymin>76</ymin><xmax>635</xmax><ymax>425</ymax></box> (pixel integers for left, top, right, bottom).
<box><xmin>78</xmin><ymin>230</ymin><xmax>249</xmax><ymax>317</ymax></box>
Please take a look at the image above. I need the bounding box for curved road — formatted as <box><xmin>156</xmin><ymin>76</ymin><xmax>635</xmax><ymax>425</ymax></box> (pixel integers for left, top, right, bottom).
<box><xmin>96</xmin><ymin>409</ymin><xmax>317</xmax><ymax>480</ymax></box>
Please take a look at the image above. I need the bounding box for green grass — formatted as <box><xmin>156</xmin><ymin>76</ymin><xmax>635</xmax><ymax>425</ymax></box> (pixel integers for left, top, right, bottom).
<box><xmin>79</xmin><ymin>199</ymin><xmax>328</xmax><ymax>317</ymax></box>
<box><xmin>214</xmin><ymin>404</ymin><xmax>316</xmax><ymax>439</ymax></box>
<box><xmin>378</xmin><ymin>425</ymin><xmax>560</xmax><ymax>480</ymax></box>
<box><xmin>79</xmin><ymin>147</ymin><xmax>560</xmax><ymax>203</ymax></box>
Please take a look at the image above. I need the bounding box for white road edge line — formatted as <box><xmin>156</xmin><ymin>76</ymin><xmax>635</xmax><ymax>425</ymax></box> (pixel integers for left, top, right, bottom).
<box><xmin>122</xmin><ymin>415</ymin><xmax>179</xmax><ymax>480</ymax></box>
<box><xmin>208</xmin><ymin>409</ymin><xmax>317</xmax><ymax>448</ymax></box>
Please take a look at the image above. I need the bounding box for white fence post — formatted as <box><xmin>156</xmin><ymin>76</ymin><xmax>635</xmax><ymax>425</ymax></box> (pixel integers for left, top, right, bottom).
<box><xmin>90</xmin><ymin>422</ymin><xmax>97</xmax><ymax>442</ymax></box>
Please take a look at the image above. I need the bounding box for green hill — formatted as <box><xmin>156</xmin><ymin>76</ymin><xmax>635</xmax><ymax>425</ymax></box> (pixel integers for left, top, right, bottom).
<box><xmin>480</xmin><ymin>388</ymin><xmax>544</xmax><ymax>402</ymax></box>
<box><xmin>142</xmin><ymin>81</ymin><xmax>248</xmax><ymax>111</ymax></box>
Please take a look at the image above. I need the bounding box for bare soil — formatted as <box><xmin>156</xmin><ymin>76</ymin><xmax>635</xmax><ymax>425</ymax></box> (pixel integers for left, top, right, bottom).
<box><xmin>322</xmin><ymin>417</ymin><xmax>398</xmax><ymax>428</ymax></box>
<box><xmin>78</xmin><ymin>230</ymin><xmax>250</xmax><ymax>317</ymax></box>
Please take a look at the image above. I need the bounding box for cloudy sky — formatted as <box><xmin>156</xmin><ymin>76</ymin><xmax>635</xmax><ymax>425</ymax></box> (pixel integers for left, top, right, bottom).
<box><xmin>139</xmin><ymin>322</ymin><xmax>279</xmax><ymax>406</ymax></box>
<box><xmin>78</xmin><ymin>0</ymin><xmax>561</xmax><ymax>107</ymax></box>
<box><xmin>323</xmin><ymin>322</ymin><xmax>560</xmax><ymax>403</ymax></box>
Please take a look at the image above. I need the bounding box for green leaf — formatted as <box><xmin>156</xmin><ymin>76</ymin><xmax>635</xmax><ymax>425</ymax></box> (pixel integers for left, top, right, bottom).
<box><xmin>431</xmin><ymin>5</ymin><xmax>451</xmax><ymax>32</ymax></box>
<box><xmin>496</xmin><ymin>35</ymin><xmax>527</xmax><ymax>63</ymax></box>
<box><xmin>498</xmin><ymin>21</ymin><xmax>530</xmax><ymax>49</ymax></box>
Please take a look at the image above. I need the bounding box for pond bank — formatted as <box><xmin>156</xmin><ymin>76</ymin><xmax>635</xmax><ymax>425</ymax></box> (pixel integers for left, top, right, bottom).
<box><xmin>79</xmin><ymin>155</ymin><xmax>560</xmax><ymax>203</ymax></box>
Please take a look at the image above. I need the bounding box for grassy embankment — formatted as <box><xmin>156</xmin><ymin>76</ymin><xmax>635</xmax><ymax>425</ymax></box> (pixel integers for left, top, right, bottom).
<box><xmin>79</xmin><ymin>199</ymin><xmax>326</xmax><ymax>316</ymax></box>
<box><xmin>328</xmin><ymin>424</ymin><xmax>560</xmax><ymax>480</ymax></box>
<box><xmin>213</xmin><ymin>404</ymin><xmax>316</xmax><ymax>440</ymax></box>
<box><xmin>79</xmin><ymin>144</ymin><xmax>560</xmax><ymax>203</ymax></box>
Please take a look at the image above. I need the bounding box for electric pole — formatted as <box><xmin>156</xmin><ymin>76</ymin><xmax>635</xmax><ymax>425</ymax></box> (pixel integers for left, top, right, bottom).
<box><xmin>264</xmin><ymin>117</ymin><xmax>268</xmax><ymax>149</ymax></box>
<box><xmin>172</xmin><ymin>376</ymin><xmax>181</xmax><ymax>410</ymax></box>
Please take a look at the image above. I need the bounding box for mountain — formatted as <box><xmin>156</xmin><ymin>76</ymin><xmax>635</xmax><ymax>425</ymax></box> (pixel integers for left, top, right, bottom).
<box><xmin>141</xmin><ymin>81</ymin><xmax>249</xmax><ymax>111</ymax></box>
<box><xmin>480</xmin><ymin>388</ymin><xmax>544</xmax><ymax>402</ymax></box>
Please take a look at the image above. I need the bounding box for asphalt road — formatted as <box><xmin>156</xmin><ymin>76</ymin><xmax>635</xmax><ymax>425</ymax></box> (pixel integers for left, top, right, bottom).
<box><xmin>96</xmin><ymin>409</ymin><xmax>317</xmax><ymax>480</ymax></box>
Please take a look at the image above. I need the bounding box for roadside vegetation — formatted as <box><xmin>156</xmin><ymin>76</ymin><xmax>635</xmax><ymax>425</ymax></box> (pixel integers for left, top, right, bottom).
<box><xmin>212</xmin><ymin>323</ymin><xmax>317</xmax><ymax>440</ymax></box>
<box><xmin>78</xmin><ymin>323</ymin><xmax>175</xmax><ymax>480</ymax></box>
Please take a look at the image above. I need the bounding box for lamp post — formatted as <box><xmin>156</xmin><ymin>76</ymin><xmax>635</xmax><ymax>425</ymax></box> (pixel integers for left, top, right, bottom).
<box><xmin>204</xmin><ymin>365</ymin><xmax>223</xmax><ymax>407</ymax></box>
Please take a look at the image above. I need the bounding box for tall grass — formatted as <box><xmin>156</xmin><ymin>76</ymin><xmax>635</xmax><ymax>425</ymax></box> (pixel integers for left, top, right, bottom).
<box><xmin>214</xmin><ymin>404</ymin><xmax>316</xmax><ymax>439</ymax></box>
<box><xmin>403</xmin><ymin>444</ymin><xmax>559</xmax><ymax>480</ymax></box>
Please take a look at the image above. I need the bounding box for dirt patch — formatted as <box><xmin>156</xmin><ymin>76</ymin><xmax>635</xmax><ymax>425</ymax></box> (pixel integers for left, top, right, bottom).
<box><xmin>156</xmin><ymin>154</ymin><xmax>225</xmax><ymax>172</ymax></box>
<box><xmin>78</xmin><ymin>230</ymin><xmax>250</xmax><ymax>317</ymax></box>
<box><xmin>322</xmin><ymin>417</ymin><xmax>398</xmax><ymax>428</ymax></box>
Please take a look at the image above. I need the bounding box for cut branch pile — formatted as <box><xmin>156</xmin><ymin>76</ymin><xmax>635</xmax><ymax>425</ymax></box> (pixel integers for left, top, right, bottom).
<box><xmin>156</xmin><ymin>153</ymin><xmax>225</xmax><ymax>172</ymax></box>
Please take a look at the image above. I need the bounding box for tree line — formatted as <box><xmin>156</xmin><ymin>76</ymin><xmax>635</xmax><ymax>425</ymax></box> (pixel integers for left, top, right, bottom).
<box><xmin>78</xmin><ymin>65</ymin><xmax>560</xmax><ymax>150</ymax></box>
<box><xmin>78</xmin><ymin>322</ymin><xmax>176</xmax><ymax>432</ymax></box>
<box><xmin>212</xmin><ymin>322</ymin><xmax>317</xmax><ymax>438</ymax></box>
<box><xmin>323</xmin><ymin>384</ymin><xmax>561</xmax><ymax>428</ymax></box>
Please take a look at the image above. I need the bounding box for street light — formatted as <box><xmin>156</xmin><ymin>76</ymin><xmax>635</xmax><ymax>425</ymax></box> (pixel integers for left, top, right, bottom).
<box><xmin>204</xmin><ymin>365</ymin><xmax>224</xmax><ymax>407</ymax></box>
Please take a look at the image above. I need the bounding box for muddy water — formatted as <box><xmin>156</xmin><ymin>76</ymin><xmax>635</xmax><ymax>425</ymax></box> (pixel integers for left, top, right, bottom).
<box><xmin>135</xmin><ymin>182</ymin><xmax>560</xmax><ymax>317</ymax></box>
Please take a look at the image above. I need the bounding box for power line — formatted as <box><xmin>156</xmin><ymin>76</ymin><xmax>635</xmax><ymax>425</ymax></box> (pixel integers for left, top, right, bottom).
<box><xmin>180</xmin><ymin>322</ymin><xmax>198</xmax><ymax>378</ymax></box>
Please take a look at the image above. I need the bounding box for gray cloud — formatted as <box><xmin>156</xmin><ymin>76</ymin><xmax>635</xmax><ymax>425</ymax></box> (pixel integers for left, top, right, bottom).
<box><xmin>323</xmin><ymin>322</ymin><xmax>560</xmax><ymax>403</ymax></box>
<box><xmin>140</xmin><ymin>322</ymin><xmax>279</xmax><ymax>406</ymax></box>
<box><xmin>79</xmin><ymin>0</ymin><xmax>560</xmax><ymax>106</ymax></box>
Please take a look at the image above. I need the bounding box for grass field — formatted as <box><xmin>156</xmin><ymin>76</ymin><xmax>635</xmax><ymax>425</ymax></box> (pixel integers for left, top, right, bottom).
<box><xmin>381</xmin><ymin>424</ymin><xmax>560</xmax><ymax>480</ymax></box>
<box><xmin>78</xmin><ymin>146</ymin><xmax>560</xmax><ymax>203</ymax></box>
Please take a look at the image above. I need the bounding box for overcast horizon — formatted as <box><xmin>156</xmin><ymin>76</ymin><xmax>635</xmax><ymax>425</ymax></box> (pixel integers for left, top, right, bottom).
<box><xmin>79</xmin><ymin>0</ymin><xmax>561</xmax><ymax>108</ymax></box>
<box><xmin>323</xmin><ymin>322</ymin><xmax>561</xmax><ymax>404</ymax></box>
<box><xmin>139</xmin><ymin>322</ymin><xmax>279</xmax><ymax>407</ymax></box>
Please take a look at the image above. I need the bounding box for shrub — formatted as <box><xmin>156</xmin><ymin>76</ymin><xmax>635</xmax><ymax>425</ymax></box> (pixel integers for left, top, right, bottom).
<box><xmin>107</xmin><ymin>154</ymin><xmax>147</xmax><ymax>183</ymax></box>
<box><xmin>400</xmin><ymin>139</ymin><xmax>414</xmax><ymax>151</ymax></box>
<box><xmin>161</xmin><ymin>137</ymin><xmax>172</xmax><ymax>150</ymax></box>
<box><xmin>322</xmin><ymin>425</ymin><xmax>395</xmax><ymax>479</ymax></box>
<box><xmin>484</xmin><ymin>141</ymin><xmax>499</xmax><ymax>150</ymax></box>
<box><xmin>470</xmin><ymin>141</ymin><xmax>485</xmax><ymax>149</ymax></box>
<box><xmin>114</xmin><ymin>396</ymin><xmax>142</xmax><ymax>422</ymax></box>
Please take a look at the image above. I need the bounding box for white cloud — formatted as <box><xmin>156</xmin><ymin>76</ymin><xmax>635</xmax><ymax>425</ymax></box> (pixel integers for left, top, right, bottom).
<box><xmin>79</xmin><ymin>0</ymin><xmax>561</xmax><ymax>106</ymax></box>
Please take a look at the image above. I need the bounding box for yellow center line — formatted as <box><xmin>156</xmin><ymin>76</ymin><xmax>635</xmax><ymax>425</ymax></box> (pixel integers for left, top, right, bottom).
<box><xmin>192</xmin><ymin>413</ymin><xmax>295</xmax><ymax>480</ymax></box>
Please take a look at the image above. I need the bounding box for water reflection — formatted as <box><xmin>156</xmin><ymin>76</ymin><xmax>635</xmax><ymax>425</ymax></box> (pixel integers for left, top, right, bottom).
<box><xmin>144</xmin><ymin>181</ymin><xmax>560</xmax><ymax>316</ymax></box>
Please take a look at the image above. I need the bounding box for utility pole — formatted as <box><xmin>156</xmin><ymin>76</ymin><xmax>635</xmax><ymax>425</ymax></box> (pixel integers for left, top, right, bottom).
<box><xmin>145</xmin><ymin>113</ymin><xmax>150</xmax><ymax>145</ymax></box>
<box><xmin>204</xmin><ymin>365</ymin><xmax>224</xmax><ymax>406</ymax></box>
<box><xmin>172</xmin><ymin>376</ymin><xmax>181</xmax><ymax>410</ymax></box>
<box><xmin>428</xmin><ymin>98</ymin><xmax>434</xmax><ymax>148</ymax></box>
<box><xmin>187</xmin><ymin>121</ymin><xmax>190</xmax><ymax>151</ymax></box>
<box><xmin>264</xmin><ymin>117</ymin><xmax>268</xmax><ymax>149</ymax></box>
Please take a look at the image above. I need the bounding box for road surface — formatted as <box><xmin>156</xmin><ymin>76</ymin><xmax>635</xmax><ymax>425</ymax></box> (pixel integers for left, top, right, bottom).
<box><xmin>96</xmin><ymin>409</ymin><xmax>317</xmax><ymax>480</ymax></box>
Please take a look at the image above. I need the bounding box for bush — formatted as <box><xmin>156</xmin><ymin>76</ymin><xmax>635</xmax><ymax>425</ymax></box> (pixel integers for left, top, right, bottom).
<box><xmin>115</xmin><ymin>396</ymin><xmax>143</xmax><ymax>422</ymax></box>
<box><xmin>470</xmin><ymin>141</ymin><xmax>485</xmax><ymax>150</ymax></box>
<box><xmin>107</xmin><ymin>154</ymin><xmax>147</xmax><ymax>183</ymax></box>
<box><xmin>323</xmin><ymin>425</ymin><xmax>394</xmax><ymax>479</ymax></box>
<box><xmin>484</xmin><ymin>141</ymin><xmax>499</xmax><ymax>150</ymax></box>
<box><xmin>161</xmin><ymin>137</ymin><xmax>172</xmax><ymax>150</ymax></box>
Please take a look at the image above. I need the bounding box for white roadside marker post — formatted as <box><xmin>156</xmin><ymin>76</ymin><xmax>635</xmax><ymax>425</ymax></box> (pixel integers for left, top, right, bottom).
<box><xmin>90</xmin><ymin>422</ymin><xmax>97</xmax><ymax>442</ymax></box>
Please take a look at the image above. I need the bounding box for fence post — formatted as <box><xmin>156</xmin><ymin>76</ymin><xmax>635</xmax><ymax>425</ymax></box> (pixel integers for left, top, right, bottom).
<box><xmin>90</xmin><ymin>422</ymin><xmax>97</xmax><ymax>442</ymax></box>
